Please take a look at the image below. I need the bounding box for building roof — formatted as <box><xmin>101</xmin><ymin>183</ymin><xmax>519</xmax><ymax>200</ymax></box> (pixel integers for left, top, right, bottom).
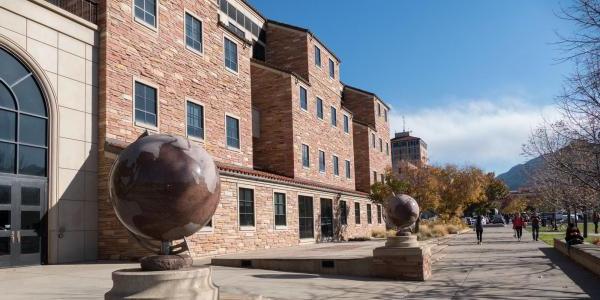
<box><xmin>237</xmin><ymin>0</ymin><xmax>267</xmax><ymax>22</ymax></box>
<box><xmin>391</xmin><ymin>132</ymin><xmax>427</xmax><ymax>146</ymax></box>
<box><xmin>104</xmin><ymin>138</ymin><xmax>368</xmax><ymax>197</ymax></box>
<box><xmin>266</xmin><ymin>19</ymin><xmax>341</xmax><ymax>63</ymax></box>
<box><xmin>342</xmin><ymin>84</ymin><xmax>391</xmax><ymax>110</ymax></box>
<box><xmin>251</xmin><ymin>58</ymin><xmax>311</xmax><ymax>86</ymax></box>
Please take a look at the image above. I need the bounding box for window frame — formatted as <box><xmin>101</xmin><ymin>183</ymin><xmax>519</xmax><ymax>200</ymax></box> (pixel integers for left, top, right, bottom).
<box><xmin>373</xmin><ymin>171</ymin><xmax>377</xmax><ymax>183</ymax></box>
<box><xmin>185</xmin><ymin>98</ymin><xmax>205</xmax><ymax>142</ymax></box>
<box><xmin>314</xmin><ymin>45</ymin><xmax>321</xmax><ymax>67</ymax></box>
<box><xmin>318</xmin><ymin>149</ymin><xmax>326</xmax><ymax>173</ymax></box>
<box><xmin>379</xmin><ymin>138</ymin><xmax>383</xmax><ymax>152</ymax></box>
<box><xmin>332</xmin><ymin>155</ymin><xmax>339</xmax><ymax>176</ymax></box>
<box><xmin>371</xmin><ymin>132</ymin><xmax>376</xmax><ymax>148</ymax></box>
<box><xmin>223</xmin><ymin>35</ymin><xmax>239</xmax><ymax>74</ymax></box>
<box><xmin>343</xmin><ymin>114</ymin><xmax>350</xmax><ymax>134</ymax></box>
<box><xmin>132</xmin><ymin>0</ymin><xmax>159</xmax><ymax>31</ymax></box>
<box><xmin>301</xmin><ymin>143</ymin><xmax>310</xmax><ymax>168</ymax></box>
<box><xmin>345</xmin><ymin>160</ymin><xmax>351</xmax><ymax>179</ymax></box>
<box><xmin>299</xmin><ymin>85</ymin><xmax>308</xmax><ymax>112</ymax></box>
<box><xmin>238</xmin><ymin>185</ymin><xmax>255</xmax><ymax>230</ymax></box>
<box><xmin>377</xmin><ymin>205</ymin><xmax>382</xmax><ymax>224</ymax></box>
<box><xmin>132</xmin><ymin>78</ymin><xmax>159</xmax><ymax>131</ymax></box>
<box><xmin>328</xmin><ymin>58</ymin><xmax>335</xmax><ymax>78</ymax></box>
<box><xmin>330</xmin><ymin>106</ymin><xmax>337</xmax><ymax>127</ymax></box>
<box><xmin>316</xmin><ymin>97</ymin><xmax>323</xmax><ymax>120</ymax></box>
<box><xmin>354</xmin><ymin>202</ymin><xmax>361</xmax><ymax>224</ymax></box>
<box><xmin>367</xmin><ymin>204</ymin><xmax>372</xmax><ymax>224</ymax></box>
<box><xmin>273</xmin><ymin>191</ymin><xmax>287</xmax><ymax>229</ymax></box>
<box><xmin>225</xmin><ymin>113</ymin><xmax>241</xmax><ymax>150</ymax></box>
<box><xmin>184</xmin><ymin>10</ymin><xmax>204</xmax><ymax>55</ymax></box>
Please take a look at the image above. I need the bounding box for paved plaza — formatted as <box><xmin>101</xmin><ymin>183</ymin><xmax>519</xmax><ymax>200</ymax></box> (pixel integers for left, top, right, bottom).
<box><xmin>0</xmin><ymin>227</ymin><xmax>598</xmax><ymax>299</ymax></box>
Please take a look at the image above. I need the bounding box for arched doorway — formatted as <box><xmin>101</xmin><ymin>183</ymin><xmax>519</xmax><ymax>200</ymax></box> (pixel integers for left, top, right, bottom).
<box><xmin>0</xmin><ymin>47</ymin><xmax>48</xmax><ymax>267</ymax></box>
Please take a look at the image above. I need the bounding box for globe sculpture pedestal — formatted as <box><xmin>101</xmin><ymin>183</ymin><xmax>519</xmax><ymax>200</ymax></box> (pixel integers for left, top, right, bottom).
<box><xmin>372</xmin><ymin>195</ymin><xmax>432</xmax><ymax>281</ymax></box>
<box><xmin>104</xmin><ymin>134</ymin><xmax>221</xmax><ymax>300</ymax></box>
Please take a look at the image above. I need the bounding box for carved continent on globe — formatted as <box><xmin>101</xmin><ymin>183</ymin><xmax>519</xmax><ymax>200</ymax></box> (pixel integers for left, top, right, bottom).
<box><xmin>385</xmin><ymin>194</ymin><xmax>420</xmax><ymax>231</ymax></box>
<box><xmin>109</xmin><ymin>134</ymin><xmax>221</xmax><ymax>242</ymax></box>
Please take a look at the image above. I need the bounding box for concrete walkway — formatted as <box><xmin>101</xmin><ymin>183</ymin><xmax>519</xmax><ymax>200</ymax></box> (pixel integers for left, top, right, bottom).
<box><xmin>0</xmin><ymin>227</ymin><xmax>598</xmax><ymax>299</ymax></box>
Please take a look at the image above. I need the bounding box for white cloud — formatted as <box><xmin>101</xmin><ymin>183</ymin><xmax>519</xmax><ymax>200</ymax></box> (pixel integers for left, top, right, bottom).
<box><xmin>388</xmin><ymin>98</ymin><xmax>559</xmax><ymax>175</ymax></box>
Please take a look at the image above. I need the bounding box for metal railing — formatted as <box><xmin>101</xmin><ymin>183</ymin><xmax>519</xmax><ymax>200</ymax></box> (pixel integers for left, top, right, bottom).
<box><xmin>46</xmin><ymin>0</ymin><xmax>98</xmax><ymax>24</ymax></box>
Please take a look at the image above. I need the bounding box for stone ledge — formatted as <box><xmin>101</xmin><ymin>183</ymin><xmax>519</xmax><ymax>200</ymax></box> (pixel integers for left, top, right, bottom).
<box><xmin>554</xmin><ymin>238</ymin><xmax>600</xmax><ymax>276</ymax></box>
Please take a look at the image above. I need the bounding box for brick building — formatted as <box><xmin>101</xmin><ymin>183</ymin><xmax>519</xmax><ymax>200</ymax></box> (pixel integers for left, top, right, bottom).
<box><xmin>343</xmin><ymin>85</ymin><xmax>392</xmax><ymax>193</ymax></box>
<box><xmin>0</xmin><ymin>0</ymin><xmax>390</xmax><ymax>266</ymax></box>
<box><xmin>391</xmin><ymin>131</ymin><xmax>428</xmax><ymax>175</ymax></box>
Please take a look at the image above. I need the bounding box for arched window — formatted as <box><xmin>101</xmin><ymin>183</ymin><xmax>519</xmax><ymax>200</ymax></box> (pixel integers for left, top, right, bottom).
<box><xmin>0</xmin><ymin>48</ymin><xmax>47</xmax><ymax>177</ymax></box>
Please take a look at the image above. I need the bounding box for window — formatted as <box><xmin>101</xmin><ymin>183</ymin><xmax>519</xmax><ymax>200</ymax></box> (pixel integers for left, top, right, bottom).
<box><xmin>319</xmin><ymin>150</ymin><xmax>325</xmax><ymax>172</ymax></box>
<box><xmin>377</xmin><ymin>102</ymin><xmax>381</xmax><ymax>116</ymax></box>
<box><xmin>384</xmin><ymin>109</ymin><xmax>388</xmax><ymax>122</ymax></box>
<box><xmin>329</xmin><ymin>59</ymin><xmax>335</xmax><ymax>78</ymax></box>
<box><xmin>134</xmin><ymin>81</ymin><xmax>157</xmax><ymax>126</ymax></box>
<box><xmin>185</xmin><ymin>13</ymin><xmax>202</xmax><ymax>52</ymax></box>
<box><xmin>373</xmin><ymin>171</ymin><xmax>377</xmax><ymax>183</ymax></box>
<box><xmin>340</xmin><ymin>200</ymin><xmax>347</xmax><ymax>225</ymax></box>
<box><xmin>302</xmin><ymin>144</ymin><xmax>310</xmax><ymax>168</ymax></box>
<box><xmin>274</xmin><ymin>192</ymin><xmax>286</xmax><ymax>226</ymax></box>
<box><xmin>330</xmin><ymin>106</ymin><xmax>337</xmax><ymax>126</ymax></box>
<box><xmin>218</xmin><ymin>0</ymin><xmax>265</xmax><ymax>40</ymax></box>
<box><xmin>187</xmin><ymin>101</ymin><xmax>204</xmax><ymax>139</ymax></box>
<box><xmin>380</xmin><ymin>174</ymin><xmax>385</xmax><ymax>183</ymax></box>
<box><xmin>379</xmin><ymin>138</ymin><xmax>383</xmax><ymax>152</ymax></box>
<box><xmin>343</xmin><ymin>115</ymin><xmax>349</xmax><ymax>133</ymax></box>
<box><xmin>134</xmin><ymin>0</ymin><xmax>156</xmax><ymax>27</ymax></box>
<box><xmin>316</xmin><ymin>97</ymin><xmax>323</xmax><ymax>119</ymax></box>
<box><xmin>314</xmin><ymin>46</ymin><xmax>321</xmax><ymax>67</ymax></box>
<box><xmin>377</xmin><ymin>205</ymin><xmax>382</xmax><ymax>224</ymax></box>
<box><xmin>300</xmin><ymin>86</ymin><xmax>308</xmax><ymax>110</ymax></box>
<box><xmin>239</xmin><ymin>188</ymin><xmax>254</xmax><ymax>226</ymax></box>
<box><xmin>226</xmin><ymin>115</ymin><xmax>240</xmax><ymax>149</ymax></box>
<box><xmin>345</xmin><ymin>160</ymin><xmax>351</xmax><ymax>179</ymax></box>
<box><xmin>0</xmin><ymin>48</ymin><xmax>48</xmax><ymax>177</ymax></box>
<box><xmin>371</xmin><ymin>133</ymin><xmax>376</xmax><ymax>148</ymax></box>
<box><xmin>386</xmin><ymin>142</ymin><xmax>389</xmax><ymax>155</ymax></box>
<box><xmin>354</xmin><ymin>202</ymin><xmax>361</xmax><ymax>224</ymax></box>
<box><xmin>333</xmin><ymin>155</ymin><xmax>339</xmax><ymax>176</ymax></box>
<box><xmin>224</xmin><ymin>37</ymin><xmax>238</xmax><ymax>72</ymax></box>
<box><xmin>367</xmin><ymin>204</ymin><xmax>372</xmax><ymax>224</ymax></box>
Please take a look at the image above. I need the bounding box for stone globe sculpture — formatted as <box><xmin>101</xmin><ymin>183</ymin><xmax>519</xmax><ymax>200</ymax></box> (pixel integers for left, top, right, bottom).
<box><xmin>109</xmin><ymin>133</ymin><xmax>220</xmax><ymax>270</ymax></box>
<box><xmin>385</xmin><ymin>194</ymin><xmax>420</xmax><ymax>236</ymax></box>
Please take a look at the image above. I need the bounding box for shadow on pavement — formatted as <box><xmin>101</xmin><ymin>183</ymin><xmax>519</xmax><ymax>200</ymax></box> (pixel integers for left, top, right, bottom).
<box><xmin>539</xmin><ymin>247</ymin><xmax>600</xmax><ymax>298</ymax></box>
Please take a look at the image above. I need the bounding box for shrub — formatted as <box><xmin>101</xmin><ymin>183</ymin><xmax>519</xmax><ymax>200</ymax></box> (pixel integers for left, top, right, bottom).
<box><xmin>431</xmin><ymin>224</ymin><xmax>448</xmax><ymax>237</ymax></box>
<box><xmin>386</xmin><ymin>229</ymin><xmax>397</xmax><ymax>237</ymax></box>
<box><xmin>447</xmin><ymin>224</ymin><xmax>460</xmax><ymax>234</ymax></box>
<box><xmin>417</xmin><ymin>224</ymin><xmax>434</xmax><ymax>241</ymax></box>
<box><xmin>592</xmin><ymin>237</ymin><xmax>600</xmax><ymax>246</ymax></box>
<box><xmin>349</xmin><ymin>236</ymin><xmax>371</xmax><ymax>241</ymax></box>
<box><xmin>371</xmin><ymin>228</ymin><xmax>386</xmax><ymax>238</ymax></box>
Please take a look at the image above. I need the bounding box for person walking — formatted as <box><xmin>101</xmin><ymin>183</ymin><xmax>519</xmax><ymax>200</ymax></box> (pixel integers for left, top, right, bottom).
<box><xmin>593</xmin><ymin>211</ymin><xmax>599</xmax><ymax>234</ymax></box>
<box><xmin>513</xmin><ymin>213</ymin><xmax>525</xmax><ymax>241</ymax></box>
<box><xmin>474</xmin><ymin>215</ymin><xmax>484</xmax><ymax>244</ymax></box>
<box><xmin>530</xmin><ymin>213</ymin><xmax>540</xmax><ymax>241</ymax></box>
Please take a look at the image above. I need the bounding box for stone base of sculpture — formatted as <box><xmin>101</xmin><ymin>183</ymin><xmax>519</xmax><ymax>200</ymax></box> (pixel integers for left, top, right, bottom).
<box><xmin>372</xmin><ymin>236</ymin><xmax>432</xmax><ymax>281</ymax></box>
<box><xmin>105</xmin><ymin>266</ymin><xmax>219</xmax><ymax>300</ymax></box>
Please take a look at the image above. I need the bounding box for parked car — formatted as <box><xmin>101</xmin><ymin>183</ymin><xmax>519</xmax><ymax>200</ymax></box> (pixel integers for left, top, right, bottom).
<box><xmin>491</xmin><ymin>215</ymin><xmax>505</xmax><ymax>224</ymax></box>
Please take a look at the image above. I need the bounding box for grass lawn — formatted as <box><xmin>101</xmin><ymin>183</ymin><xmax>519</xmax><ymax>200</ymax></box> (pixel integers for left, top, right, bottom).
<box><xmin>537</xmin><ymin>232</ymin><xmax>597</xmax><ymax>246</ymax></box>
<box><xmin>528</xmin><ymin>222</ymin><xmax>596</xmax><ymax>233</ymax></box>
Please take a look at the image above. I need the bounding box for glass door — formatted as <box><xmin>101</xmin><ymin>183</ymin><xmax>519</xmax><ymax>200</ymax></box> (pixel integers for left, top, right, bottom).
<box><xmin>298</xmin><ymin>196</ymin><xmax>314</xmax><ymax>239</ymax></box>
<box><xmin>0</xmin><ymin>181</ymin><xmax>12</xmax><ymax>267</ymax></box>
<box><xmin>0</xmin><ymin>175</ymin><xmax>46</xmax><ymax>267</ymax></box>
<box><xmin>320</xmin><ymin>198</ymin><xmax>333</xmax><ymax>241</ymax></box>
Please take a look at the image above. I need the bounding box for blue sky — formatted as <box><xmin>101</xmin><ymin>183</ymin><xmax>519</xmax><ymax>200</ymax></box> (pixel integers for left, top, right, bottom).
<box><xmin>250</xmin><ymin>0</ymin><xmax>576</xmax><ymax>174</ymax></box>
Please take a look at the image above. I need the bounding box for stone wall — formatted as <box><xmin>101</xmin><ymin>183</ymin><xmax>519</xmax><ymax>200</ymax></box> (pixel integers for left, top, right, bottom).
<box><xmin>0</xmin><ymin>0</ymin><xmax>99</xmax><ymax>263</ymax></box>
<box><xmin>98</xmin><ymin>162</ymin><xmax>385</xmax><ymax>260</ymax></box>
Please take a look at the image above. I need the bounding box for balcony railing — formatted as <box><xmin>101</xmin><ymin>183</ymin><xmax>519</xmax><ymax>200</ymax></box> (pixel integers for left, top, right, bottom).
<box><xmin>46</xmin><ymin>0</ymin><xmax>97</xmax><ymax>24</ymax></box>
